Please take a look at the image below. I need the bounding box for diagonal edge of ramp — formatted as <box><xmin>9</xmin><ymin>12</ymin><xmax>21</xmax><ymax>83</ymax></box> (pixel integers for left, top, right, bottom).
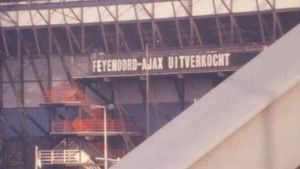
<box><xmin>110</xmin><ymin>24</ymin><xmax>300</xmax><ymax>169</ymax></box>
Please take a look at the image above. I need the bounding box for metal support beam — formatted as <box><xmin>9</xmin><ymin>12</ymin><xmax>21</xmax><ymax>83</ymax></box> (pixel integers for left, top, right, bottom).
<box><xmin>212</xmin><ymin>0</ymin><xmax>224</xmax><ymax>45</ymax></box>
<box><xmin>2</xmin><ymin>11</ymin><xmax>17</xmax><ymax>27</ymax></box>
<box><xmin>220</xmin><ymin>0</ymin><xmax>243</xmax><ymax>44</ymax></box>
<box><xmin>18</xmin><ymin>25</ymin><xmax>29</xmax><ymax>168</ymax></box>
<box><xmin>116</xmin><ymin>105</ymin><xmax>135</xmax><ymax>151</ymax></box>
<box><xmin>0</xmin><ymin>0</ymin><xmax>134</xmax><ymax>12</ymax></box>
<box><xmin>27</xmin><ymin>116</ymin><xmax>48</xmax><ymax>134</ymax></box>
<box><xmin>110</xmin><ymin>81</ymin><xmax>115</xmax><ymax>104</ymax></box>
<box><xmin>19</xmin><ymin>34</ymin><xmax>47</xmax><ymax>99</ymax></box>
<box><xmin>116</xmin><ymin>23</ymin><xmax>120</xmax><ymax>53</ymax></box>
<box><xmin>35</xmin><ymin>8</ymin><xmax>48</xmax><ymax>24</ymax></box>
<box><xmin>51</xmin><ymin>31</ymin><xmax>74</xmax><ymax>83</ymax></box>
<box><xmin>96</xmin><ymin>4</ymin><xmax>109</xmax><ymax>53</ymax></box>
<box><xmin>137</xmin><ymin>78</ymin><xmax>146</xmax><ymax>104</ymax></box>
<box><xmin>174</xmin><ymin>77</ymin><xmax>185</xmax><ymax>111</ymax></box>
<box><xmin>0</xmin><ymin>58</ymin><xmax>2</xmax><ymax>108</ymax></box>
<box><xmin>133</xmin><ymin>4</ymin><xmax>145</xmax><ymax>50</ymax></box>
<box><xmin>151</xmin><ymin>2</ymin><xmax>156</xmax><ymax>49</ymax></box>
<box><xmin>140</xmin><ymin>3</ymin><xmax>165</xmax><ymax>48</ymax></box>
<box><xmin>177</xmin><ymin>0</ymin><xmax>203</xmax><ymax>46</ymax></box>
<box><xmin>47</xmin><ymin>8</ymin><xmax>53</xmax><ymax>91</ymax></box>
<box><xmin>61</xmin><ymin>8</ymin><xmax>75</xmax><ymax>54</ymax></box>
<box><xmin>19</xmin><ymin>68</ymin><xmax>24</xmax><ymax>116</ymax></box>
<box><xmin>29</xmin><ymin>8</ymin><xmax>42</xmax><ymax>56</ymax></box>
<box><xmin>152</xmin><ymin>104</ymin><xmax>172</xmax><ymax>122</ymax></box>
<box><xmin>256</xmin><ymin>0</ymin><xmax>266</xmax><ymax>42</ymax></box>
<box><xmin>3</xmin><ymin>59</ymin><xmax>48</xmax><ymax>136</ymax></box>
<box><xmin>265</xmin><ymin>0</ymin><xmax>284</xmax><ymax>40</ymax></box>
<box><xmin>103</xmin><ymin>4</ymin><xmax>130</xmax><ymax>52</ymax></box>
<box><xmin>69</xmin><ymin>28</ymin><xmax>82</xmax><ymax>53</ymax></box>
<box><xmin>0</xmin><ymin>116</ymin><xmax>22</xmax><ymax>136</ymax></box>
<box><xmin>61</xmin><ymin>5</ymin><xmax>84</xmax><ymax>53</ymax></box>
<box><xmin>84</xmin><ymin>83</ymin><xmax>110</xmax><ymax>104</ymax></box>
<box><xmin>172</xmin><ymin>1</ymin><xmax>183</xmax><ymax>48</ymax></box>
<box><xmin>151</xmin><ymin>21</ymin><xmax>156</xmax><ymax>48</ymax></box>
<box><xmin>3</xmin><ymin>61</ymin><xmax>20</xmax><ymax>104</ymax></box>
<box><xmin>80</xmin><ymin>3</ymin><xmax>85</xmax><ymax>53</ymax></box>
<box><xmin>69</xmin><ymin>7</ymin><xmax>81</xmax><ymax>22</ymax></box>
<box><xmin>115</xmin><ymin>5</ymin><xmax>120</xmax><ymax>53</ymax></box>
<box><xmin>1</xmin><ymin>29</ymin><xmax>10</xmax><ymax>57</ymax></box>
<box><xmin>145</xmin><ymin>44</ymin><xmax>150</xmax><ymax>138</ymax></box>
<box><xmin>47</xmin><ymin>26</ymin><xmax>52</xmax><ymax>91</ymax></box>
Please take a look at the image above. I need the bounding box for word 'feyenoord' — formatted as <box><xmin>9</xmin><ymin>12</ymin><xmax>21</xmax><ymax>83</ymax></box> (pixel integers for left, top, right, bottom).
<box><xmin>92</xmin><ymin>53</ymin><xmax>230</xmax><ymax>73</ymax></box>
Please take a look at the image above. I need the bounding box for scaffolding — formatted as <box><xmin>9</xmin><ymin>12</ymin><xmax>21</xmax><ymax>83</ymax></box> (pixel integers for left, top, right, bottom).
<box><xmin>37</xmin><ymin>83</ymin><xmax>141</xmax><ymax>169</ymax></box>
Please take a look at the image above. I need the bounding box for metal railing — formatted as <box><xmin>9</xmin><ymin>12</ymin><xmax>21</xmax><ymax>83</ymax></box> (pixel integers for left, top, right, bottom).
<box><xmin>39</xmin><ymin>149</ymin><xmax>85</xmax><ymax>165</ymax></box>
<box><xmin>44</xmin><ymin>85</ymin><xmax>87</xmax><ymax>103</ymax></box>
<box><xmin>51</xmin><ymin>119</ymin><xmax>137</xmax><ymax>133</ymax></box>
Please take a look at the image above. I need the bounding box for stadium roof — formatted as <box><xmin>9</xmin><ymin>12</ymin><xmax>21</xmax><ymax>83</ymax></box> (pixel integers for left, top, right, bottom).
<box><xmin>1</xmin><ymin>0</ymin><xmax>299</xmax><ymax>27</ymax></box>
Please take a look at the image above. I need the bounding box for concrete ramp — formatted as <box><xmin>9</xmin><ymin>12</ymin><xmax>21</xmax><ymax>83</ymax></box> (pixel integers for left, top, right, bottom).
<box><xmin>110</xmin><ymin>23</ymin><xmax>300</xmax><ymax>169</ymax></box>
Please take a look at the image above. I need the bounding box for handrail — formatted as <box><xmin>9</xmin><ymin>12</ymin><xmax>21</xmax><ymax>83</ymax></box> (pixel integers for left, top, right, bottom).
<box><xmin>39</xmin><ymin>149</ymin><xmax>82</xmax><ymax>165</ymax></box>
<box><xmin>51</xmin><ymin>119</ymin><xmax>138</xmax><ymax>133</ymax></box>
<box><xmin>43</xmin><ymin>83</ymin><xmax>106</xmax><ymax>119</ymax></box>
<box><xmin>44</xmin><ymin>88</ymin><xmax>87</xmax><ymax>103</ymax></box>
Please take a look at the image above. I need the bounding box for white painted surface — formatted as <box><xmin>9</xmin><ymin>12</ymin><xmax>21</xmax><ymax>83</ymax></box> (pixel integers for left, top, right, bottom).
<box><xmin>0</xmin><ymin>0</ymin><xmax>299</xmax><ymax>27</ymax></box>
<box><xmin>190</xmin><ymin>81</ymin><xmax>300</xmax><ymax>169</ymax></box>
<box><xmin>110</xmin><ymin>24</ymin><xmax>300</xmax><ymax>169</ymax></box>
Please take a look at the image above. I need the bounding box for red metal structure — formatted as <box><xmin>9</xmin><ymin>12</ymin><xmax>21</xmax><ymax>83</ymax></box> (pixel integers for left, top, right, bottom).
<box><xmin>45</xmin><ymin>83</ymin><xmax>139</xmax><ymax>135</ymax></box>
<box><xmin>44</xmin><ymin>82</ymin><xmax>87</xmax><ymax>103</ymax></box>
<box><xmin>41</xmin><ymin>82</ymin><xmax>141</xmax><ymax>165</ymax></box>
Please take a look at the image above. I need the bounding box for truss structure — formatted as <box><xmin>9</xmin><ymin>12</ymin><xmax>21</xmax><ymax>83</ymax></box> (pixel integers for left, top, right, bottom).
<box><xmin>0</xmin><ymin>0</ymin><xmax>299</xmax><ymax>56</ymax></box>
<box><xmin>0</xmin><ymin>1</ymin><xmax>299</xmax><ymax>169</ymax></box>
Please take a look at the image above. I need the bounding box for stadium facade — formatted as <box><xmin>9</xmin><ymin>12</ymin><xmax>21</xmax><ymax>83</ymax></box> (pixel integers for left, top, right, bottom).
<box><xmin>0</xmin><ymin>0</ymin><xmax>299</xmax><ymax>169</ymax></box>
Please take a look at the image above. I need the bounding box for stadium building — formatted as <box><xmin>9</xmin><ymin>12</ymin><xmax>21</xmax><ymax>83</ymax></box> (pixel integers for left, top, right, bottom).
<box><xmin>0</xmin><ymin>0</ymin><xmax>299</xmax><ymax>169</ymax></box>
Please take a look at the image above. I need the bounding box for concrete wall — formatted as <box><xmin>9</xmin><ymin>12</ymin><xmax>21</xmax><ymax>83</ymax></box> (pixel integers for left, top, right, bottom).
<box><xmin>189</xmin><ymin>81</ymin><xmax>300</xmax><ymax>169</ymax></box>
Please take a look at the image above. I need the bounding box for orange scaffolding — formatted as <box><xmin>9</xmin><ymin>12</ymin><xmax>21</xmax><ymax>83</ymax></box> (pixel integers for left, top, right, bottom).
<box><xmin>44</xmin><ymin>82</ymin><xmax>87</xmax><ymax>103</ymax></box>
<box><xmin>42</xmin><ymin>82</ymin><xmax>140</xmax><ymax>161</ymax></box>
<box><xmin>51</xmin><ymin>119</ymin><xmax>137</xmax><ymax>133</ymax></box>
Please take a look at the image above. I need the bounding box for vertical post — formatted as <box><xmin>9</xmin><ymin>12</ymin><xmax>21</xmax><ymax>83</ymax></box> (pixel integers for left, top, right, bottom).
<box><xmin>145</xmin><ymin>44</ymin><xmax>150</xmax><ymax>138</ymax></box>
<box><xmin>51</xmin><ymin>149</ymin><xmax>53</xmax><ymax>164</ymax></box>
<box><xmin>34</xmin><ymin>146</ymin><xmax>38</xmax><ymax>169</ymax></box>
<box><xmin>0</xmin><ymin>58</ymin><xmax>2</xmax><ymax>109</ymax></box>
<box><xmin>71</xmin><ymin>55</ymin><xmax>74</xmax><ymax>78</ymax></box>
<box><xmin>104</xmin><ymin>107</ymin><xmax>108</xmax><ymax>169</ymax></box>
<box><xmin>47</xmin><ymin>9</ymin><xmax>52</xmax><ymax>92</ymax></box>
<box><xmin>63</xmin><ymin>149</ymin><xmax>65</xmax><ymax>164</ymax></box>
<box><xmin>79</xmin><ymin>105</ymin><xmax>81</xmax><ymax>131</ymax></box>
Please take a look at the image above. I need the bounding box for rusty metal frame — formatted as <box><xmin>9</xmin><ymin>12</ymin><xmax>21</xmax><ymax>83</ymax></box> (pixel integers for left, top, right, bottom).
<box><xmin>220</xmin><ymin>0</ymin><xmax>243</xmax><ymax>44</ymax></box>
<box><xmin>140</xmin><ymin>3</ymin><xmax>165</xmax><ymax>48</ymax></box>
<box><xmin>96</xmin><ymin>3</ymin><xmax>109</xmax><ymax>53</ymax></box>
<box><xmin>103</xmin><ymin>4</ymin><xmax>130</xmax><ymax>52</ymax></box>
<box><xmin>177</xmin><ymin>0</ymin><xmax>203</xmax><ymax>46</ymax></box>
<box><xmin>265</xmin><ymin>0</ymin><xmax>283</xmax><ymax>40</ymax></box>
<box><xmin>171</xmin><ymin>1</ymin><xmax>183</xmax><ymax>48</ymax></box>
<box><xmin>212</xmin><ymin>0</ymin><xmax>224</xmax><ymax>45</ymax></box>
